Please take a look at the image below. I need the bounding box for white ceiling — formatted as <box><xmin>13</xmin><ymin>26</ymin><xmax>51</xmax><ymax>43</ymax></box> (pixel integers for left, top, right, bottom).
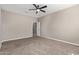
<box><xmin>0</xmin><ymin>4</ymin><xmax>76</xmax><ymax>18</ymax></box>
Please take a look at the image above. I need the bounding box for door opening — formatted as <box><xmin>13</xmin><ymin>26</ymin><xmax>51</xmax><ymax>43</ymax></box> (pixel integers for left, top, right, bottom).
<box><xmin>33</xmin><ymin>22</ymin><xmax>37</xmax><ymax>37</ymax></box>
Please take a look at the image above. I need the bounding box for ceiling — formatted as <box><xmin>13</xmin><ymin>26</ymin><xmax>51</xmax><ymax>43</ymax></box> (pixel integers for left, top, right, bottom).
<box><xmin>0</xmin><ymin>4</ymin><xmax>76</xmax><ymax>18</ymax></box>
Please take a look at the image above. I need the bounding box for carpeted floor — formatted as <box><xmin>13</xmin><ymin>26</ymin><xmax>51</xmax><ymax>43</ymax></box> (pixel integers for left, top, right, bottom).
<box><xmin>0</xmin><ymin>36</ymin><xmax>79</xmax><ymax>55</ymax></box>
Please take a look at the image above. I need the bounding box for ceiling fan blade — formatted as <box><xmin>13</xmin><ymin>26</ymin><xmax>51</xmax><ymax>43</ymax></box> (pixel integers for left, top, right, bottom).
<box><xmin>33</xmin><ymin>4</ymin><xmax>37</xmax><ymax>9</ymax></box>
<box><xmin>29</xmin><ymin>9</ymin><xmax>36</xmax><ymax>10</ymax></box>
<box><xmin>37</xmin><ymin>5</ymin><xmax>39</xmax><ymax>8</ymax></box>
<box><xmin>40</xmin><ymin>10</ymin><xmax>46</xmax><ymax>13</ymax></box>
<box><xmin>36</xmin><ymin>11</ymin><xmax>38</xmax><ymax>14</ymax></box>
<box><xmin>39</xmin><ymin>5</ymin><xmax>47</xmax><ymax>9</ymax></box>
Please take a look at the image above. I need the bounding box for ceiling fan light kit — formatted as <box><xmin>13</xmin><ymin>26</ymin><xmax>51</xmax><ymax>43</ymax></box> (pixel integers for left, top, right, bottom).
<box><xmin>37</xmin><ymin>9</ymin><xmax>40</xmax><ymax>12</ymax></box>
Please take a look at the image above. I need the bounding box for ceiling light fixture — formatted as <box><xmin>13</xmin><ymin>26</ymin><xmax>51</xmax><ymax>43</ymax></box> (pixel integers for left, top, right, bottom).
<box><xmin>37</xmin><ymin>9</ymin><xmax>40</xmax><ymax>12</ymax></box>
<box><xmin>29</xmin><ymin>4</ymin><xmax>47</xmax><ymax>14</ymax></box>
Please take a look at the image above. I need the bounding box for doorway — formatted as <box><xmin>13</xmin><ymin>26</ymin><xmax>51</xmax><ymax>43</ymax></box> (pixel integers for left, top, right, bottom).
<box><xmin>33</xmin><ymin>22</ymin><xmax>37</xmax><ymax>37</ymax></box>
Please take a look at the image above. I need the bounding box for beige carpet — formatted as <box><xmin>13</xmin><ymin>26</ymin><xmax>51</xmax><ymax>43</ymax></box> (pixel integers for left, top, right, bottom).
<box><xmin>0</xmin><ymin>36</ymin><xmax>79</xmax><ymax>55</ymax></box>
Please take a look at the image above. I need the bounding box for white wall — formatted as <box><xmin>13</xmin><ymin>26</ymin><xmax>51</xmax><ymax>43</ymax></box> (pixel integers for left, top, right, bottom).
<box><xmin>37</xmin><ymin>22</ymin><xmax>40</xmax><ymax>36</ymax></box>
<box><xmin>39</xmin><ymin>5</ymin><xmax>79</xmax><ymax>45</ymax></box>
<box><xmin>0</xmin><ymin>8</ymin><xmax>2</xmax><ymax>48</ymax></box>
<box><xmin>1</xmin><ymin>10</ymin><xmax>36</xmax><ymax>42</ymax></box>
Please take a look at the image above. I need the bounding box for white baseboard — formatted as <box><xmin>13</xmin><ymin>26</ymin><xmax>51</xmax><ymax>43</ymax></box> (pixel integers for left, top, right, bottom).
<box><xmin>0</xmin><ymin>35</ymin><xmax>32</xmax><ymax>48</ymax></box>
<box><xmin>41</xmin><ymin>35</ymin><xmax>79</xmax><ymax>47</ymax></box>
<box><xmin>1</xmin><ymin>35</ymin><xmax>32</xmax><ymax>43</ymax></box>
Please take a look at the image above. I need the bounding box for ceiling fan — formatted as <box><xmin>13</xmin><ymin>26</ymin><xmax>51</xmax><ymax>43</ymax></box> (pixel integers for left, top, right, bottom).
<box><xmin>29</xmin><ymin>4</ymin><xmax>47</xmax><ymax>14</ymax></box>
